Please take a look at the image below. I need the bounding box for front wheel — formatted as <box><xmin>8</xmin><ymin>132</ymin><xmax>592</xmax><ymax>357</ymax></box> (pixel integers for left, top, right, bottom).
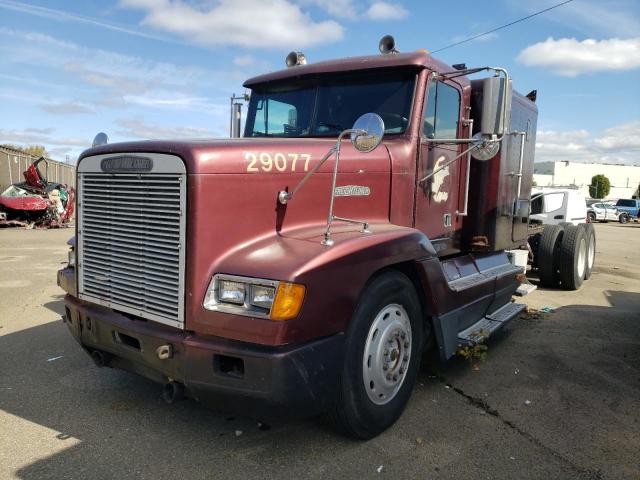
<box><xmin>328</xmin><ymin>271</ymin><xmax>424</xmax><ymax>439</ymax></box>
<box><xmin>619</xmin><ymin>213</ymin><xmax>629</xmax><ymax>224</ymax></box>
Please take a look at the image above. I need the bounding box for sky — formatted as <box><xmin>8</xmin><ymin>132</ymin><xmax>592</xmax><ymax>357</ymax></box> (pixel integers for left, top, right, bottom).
<box><xmin>0</xmin><ymin>0</ymin><xmax>638</xmax><ymax>164</ymax></box>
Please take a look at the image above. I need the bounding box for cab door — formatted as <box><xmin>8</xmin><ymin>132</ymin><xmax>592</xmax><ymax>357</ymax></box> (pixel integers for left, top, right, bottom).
<box><xmin>414</xmin><ymin>78</ymin><xmax>467</xmax><ymax>255</ymax></box>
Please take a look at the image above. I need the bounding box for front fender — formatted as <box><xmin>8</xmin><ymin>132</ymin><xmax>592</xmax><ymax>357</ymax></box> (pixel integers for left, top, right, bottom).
<box><xmin>190</xmin><ymin>223</ymin><xmax>437</xmax><ymax>345</ymax></box>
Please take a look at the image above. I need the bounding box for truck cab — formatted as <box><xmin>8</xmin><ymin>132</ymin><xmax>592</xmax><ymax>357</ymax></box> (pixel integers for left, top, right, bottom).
<box><xmin>58</xmin><ymin>38</ymin><xmax>539</xmax><ymax>439</ymax></box>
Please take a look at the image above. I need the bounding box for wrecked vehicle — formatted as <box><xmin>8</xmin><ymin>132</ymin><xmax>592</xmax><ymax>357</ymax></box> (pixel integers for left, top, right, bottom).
<box><xmin>0</xmin><ymin>157</ymin><xmax>75</xmax><ymax>228</ymax></box>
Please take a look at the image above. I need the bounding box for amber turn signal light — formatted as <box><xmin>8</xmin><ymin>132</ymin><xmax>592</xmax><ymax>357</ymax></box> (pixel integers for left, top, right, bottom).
<box><xmin>270</xmin><ymin>282</ymin><xmax>305</xmax><ymax>320</ymax></box>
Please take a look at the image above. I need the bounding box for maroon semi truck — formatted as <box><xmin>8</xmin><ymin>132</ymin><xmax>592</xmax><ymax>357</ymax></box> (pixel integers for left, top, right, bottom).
<box><xmin>57</xmin><ymin>37</ymin><xmax>589</xmax><ymax>439</ymax></box>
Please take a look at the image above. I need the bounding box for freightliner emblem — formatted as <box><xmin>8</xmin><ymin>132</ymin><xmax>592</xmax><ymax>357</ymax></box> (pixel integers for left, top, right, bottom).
<box><xmin>101</xmin><ymin>156</ymin><xmax>153</xmax><ymax>172</ymax></box>
<box><xmin>334</xmin><ymin>185</ymin><xmax>371</xmax><ymax>197</ymax></box>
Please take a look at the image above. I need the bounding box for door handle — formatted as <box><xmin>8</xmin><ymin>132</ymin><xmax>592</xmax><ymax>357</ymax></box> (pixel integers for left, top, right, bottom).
<box><xmin>554</xmin><ymin>215</ymin><xmax>564</xmax><ymax>219</ymax></box>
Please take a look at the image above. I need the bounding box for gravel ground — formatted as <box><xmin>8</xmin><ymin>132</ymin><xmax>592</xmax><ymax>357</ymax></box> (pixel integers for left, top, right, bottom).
<box><xmin>0</xmin><ymin>222</ymin><xmax>638</xmax><ymax>480</ymax></box>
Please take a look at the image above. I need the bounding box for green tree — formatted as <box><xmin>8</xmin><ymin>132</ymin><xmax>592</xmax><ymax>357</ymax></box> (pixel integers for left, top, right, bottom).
<box><xmin>0</xmin><ymin>144</ymin><xmax>48</xmax><ymax>158</ymax></box>
<box><xmin>589</xmin><ymin>174</ymin><xmax>611</xmax><ymax>199</ymax></box>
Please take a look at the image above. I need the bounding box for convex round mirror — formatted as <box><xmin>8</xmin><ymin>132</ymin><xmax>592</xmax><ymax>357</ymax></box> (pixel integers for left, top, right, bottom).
<box><xmin>470</xmin><ymin>132</ymin><xmax>500</xmax><ymax>161</ymax></box>
<box><xmin>350</xmin><ymin>113</ymin><xmax>385</xmax><ymax>153</ymax></box>
<box><xmin>92</xmin><ymin>132</ymin><xmax>109</xmax><ymax>147</ymax></box>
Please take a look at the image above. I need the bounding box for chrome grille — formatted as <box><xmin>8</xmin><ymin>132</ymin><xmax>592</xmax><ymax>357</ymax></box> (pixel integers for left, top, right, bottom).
<box><xmin>78</xmin><ymin>153</ymin><xmax>186</xmax><ymax>329</ymax></box>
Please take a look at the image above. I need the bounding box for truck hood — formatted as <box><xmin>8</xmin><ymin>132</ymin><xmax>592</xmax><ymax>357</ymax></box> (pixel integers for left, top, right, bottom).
<box><xmin>81</xmin><ymin>137</ymin><xmax>391</xmax><ymax>175</ymax></box>
<box><xmin>78</xmin><ymin>138</ymin><xmax>395</xmax><ymax>338</ymax></box>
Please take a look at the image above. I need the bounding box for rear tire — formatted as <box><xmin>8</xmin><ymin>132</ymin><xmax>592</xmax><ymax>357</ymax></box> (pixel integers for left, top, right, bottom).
<box><xmin>559</xmin><ymin>225</ymin><xmax>587</xmax><ymax>290</ymax></box>
<box><xmin>580</xmin><ymin>223</ymin><xmax>596</xmax><ymax>280</ymax></box>
<box><xmin>587</xmin><ymin>212</ymin><xmax>596</xmax><ymax>223</ymax></box>
<box><xmin>328</xmin><ymin>271</ymin><xmax>423</xmax><ymax>439</ymax></box>
<box><xmin>537</xmin><ymin>225</ymin><xmax>564</xmax><ymax>288</ymax></box>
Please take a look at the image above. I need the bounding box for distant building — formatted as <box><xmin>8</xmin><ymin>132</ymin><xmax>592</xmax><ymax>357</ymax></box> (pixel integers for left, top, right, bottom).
<box><xmin>533</xmin><ymin>161</ymin><xmax>640</xmax><ymax>200</ymax></box>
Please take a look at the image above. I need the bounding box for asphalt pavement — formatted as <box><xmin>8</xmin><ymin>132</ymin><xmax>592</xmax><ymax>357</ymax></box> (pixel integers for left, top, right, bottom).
<box><xmin>0</xmin><ymin>223</ymin><xmax>638</xmax><ymax>480</ymax></box>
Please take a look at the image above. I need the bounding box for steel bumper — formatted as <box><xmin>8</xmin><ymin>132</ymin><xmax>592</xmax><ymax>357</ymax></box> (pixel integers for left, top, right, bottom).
<box><xmin>61</xmin><ymin>291</ymin><xmax>344</xmax><ymax>420</ymax></box>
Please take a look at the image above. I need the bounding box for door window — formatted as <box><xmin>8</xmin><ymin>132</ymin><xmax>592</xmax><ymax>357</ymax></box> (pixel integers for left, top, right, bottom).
<box><xmin>543</xmin><ymin>193</ymin><xmax>564</xmax><ymax>213</ymax></box>
<box><xmin>423</xmin><ymin>81</ymin><xmax>461</xmax><ymax>139</ymax></box>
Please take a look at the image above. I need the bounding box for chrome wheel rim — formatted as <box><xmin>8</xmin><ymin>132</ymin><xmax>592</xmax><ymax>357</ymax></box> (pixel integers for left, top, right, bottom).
<box><xmin>587</xmin><ymin>234</ymin><xmax>595</xmax><ymax>270</ymax></box>
<box><xmin>362</xmin><ymin>303</ymin><xmax>412</xmax><ymax>405</ymax></box>
<box><xmin>577</xmin><ymin>238</ymin><xmax>586</xmax><ymax>278</ymax></box>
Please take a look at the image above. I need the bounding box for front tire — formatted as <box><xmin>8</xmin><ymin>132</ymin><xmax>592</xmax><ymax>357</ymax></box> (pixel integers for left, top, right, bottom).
<box><xmin>328</xmin><ymin>271</ymin><xmax>424</xmax><ymax>439</ymax></box>
<box><xmin>619</xmin><ymin>213</ymin><xmax>629</xmax><ymax>224</ymax></box>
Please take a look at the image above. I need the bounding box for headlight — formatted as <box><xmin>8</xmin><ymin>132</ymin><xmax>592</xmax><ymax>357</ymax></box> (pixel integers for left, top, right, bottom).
<box><xmin>218</xmin><ymin>280</ymin><xmax>246</xmax><ymax>304</ymax></box>
<box><xmin>203</xmin><ymin>274</ymin><xmax>305</xmax><ymax>321</ymax></box>
<box><xmin>249</xmin><ymin>284</ymin><xmax>276</xmax><ymax>309</ymax></box>
<box><xmin>68</xmin><ymin>249</ymin><xmax>76</xmax><ymax>267</ymax></box>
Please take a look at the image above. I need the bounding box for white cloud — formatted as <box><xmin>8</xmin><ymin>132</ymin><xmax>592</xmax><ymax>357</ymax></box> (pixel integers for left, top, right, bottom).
<box><xmin>0</xmin><ymin>127</ymin><xmax>89</xmax><ymax>147</ymax></box>
<box><xmin>517</xmin><ymin>37</ymin><xmax>640</xmax><ymax>76</ymax></box>
<box><xmin>40</xmin><ymin>102</ymin><xmax>95</xmax><ymax>115</ymax></box>
<box><xmin>233</xmin><ymin>55</ymin><xmax>255</xmax><ymax>67</ymax></box>
<box><xmin>122</xmin><ymin>91</ymin><xmax>226</xmax><ymax>114</ymax></box>
<box><xmin>120</xmin><ymin>0</ymin><xmax>344</xmax><ymax>48</ymax></box>
<box><xmin>536</xmin><ymin>120</ymin><xmax>640</xmax><ymax>165</ymax></box>
<box><xmin>0</xmin><ymin>28</ymin><xmax>230</xmax><ymax>113</ymax></box>
<box><xmin>365</xmin><ymin>1</ymin><xmax>408</xmax><ymax>21</ymax></box>
<box><xmin>512</xmin><ymin>0</ymin><xmax>640</xmax><ymax>39</ymax></box>
<box><xmin>0</xmin><ymin>0</ymin><xmax>184</xmax><ymax>45</ymax></box>
<box><xmin>115</xmin><ymin>118</ymin><xmax>222</xmax><ymax>139</ymax></box>
<box><xmin>304</xmin><ymin>0</ymin><xmax>357</xmax><ymax>19</ymax></box>
<box><xmin>449</xmin><ymin>31</ymin><xmax>498</xmax><ymax>45</ymax></box>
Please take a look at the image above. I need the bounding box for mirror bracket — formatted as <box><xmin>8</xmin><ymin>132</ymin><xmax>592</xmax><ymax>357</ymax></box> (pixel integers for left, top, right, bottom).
<box><xmin>277</xmin><ymin>113</ymin><xmax>385</xmax><ymax>246</ymax></box>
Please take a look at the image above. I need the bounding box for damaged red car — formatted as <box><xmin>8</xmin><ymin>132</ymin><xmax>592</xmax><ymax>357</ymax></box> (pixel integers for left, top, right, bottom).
<box><xmin>0</xmin><ymin>157</ymin><xmax>75</xmax><ymax>228</ymax></box>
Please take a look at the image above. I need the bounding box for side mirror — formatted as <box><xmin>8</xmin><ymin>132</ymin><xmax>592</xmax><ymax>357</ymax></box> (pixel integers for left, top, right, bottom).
<box><xmin>350</xmin><ymin>113</ymin><xmax>385</xmax><ymax>153</ymax></box>
<box><xmin>470</xmin><ymin>132</ymin><xmax>500</xmax><ymax>161</ymax></box>
<box><xmin>481</xmin><ymin>76</ymin><xmax>512</xmax><ymax>136</ymax></box>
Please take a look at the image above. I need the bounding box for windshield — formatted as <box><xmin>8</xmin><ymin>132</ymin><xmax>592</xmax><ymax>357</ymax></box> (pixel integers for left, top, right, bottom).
<box><xmin>616</xmin><ymin>199</ymin><xmax>636</xmax><ymax>207</ymax></box>
<box><xmin>244</xmin><ymin>71</ymin><xmax>416</xmax><ymax>138</ymax></box>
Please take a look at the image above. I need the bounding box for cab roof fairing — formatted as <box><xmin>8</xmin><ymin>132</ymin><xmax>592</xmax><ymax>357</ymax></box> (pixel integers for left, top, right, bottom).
<box><xmin>242</xmin><ymin>52</ymin><xmax>459</xmax><ymax>88</ymax></box>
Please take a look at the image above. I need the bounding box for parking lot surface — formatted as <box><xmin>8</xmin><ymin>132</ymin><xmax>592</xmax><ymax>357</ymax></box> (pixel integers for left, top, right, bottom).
<box><xmin>1</xmin><ymin>223</ymin><xmax>638</xmax><ymax>480</ymax></box>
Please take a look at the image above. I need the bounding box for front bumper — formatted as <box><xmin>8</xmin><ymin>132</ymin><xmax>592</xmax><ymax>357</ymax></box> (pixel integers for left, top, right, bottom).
<box><xmin>60</xmin><ymin>273</ymin><xmax>344</xmax><ymax>419</ymax></box>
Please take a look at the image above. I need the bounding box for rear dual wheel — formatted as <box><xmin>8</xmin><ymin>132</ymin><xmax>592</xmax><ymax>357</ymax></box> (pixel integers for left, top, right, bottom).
<box><xmin>537</xmin><ymin>223</ymin><xmax>595</xmax><ymax>289</ymax></box>
<box><xmin>537</xmin><ymin>225</ymin><xmax>564</xmax><ymax>288</ymax></box>
<box><xmin>559</xmin><ymin>225</ymin><xmax>587</xmax><ymax>290</ymax></box>
<box><xmin>328</xmin><ymin>271</ymin><xmax>424</xmax><ymax>439</ymax></box>
<box><xmin>580</xmin><ymin>223</ymin><xmax>596</xmax><ymax>280</ymax></box>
